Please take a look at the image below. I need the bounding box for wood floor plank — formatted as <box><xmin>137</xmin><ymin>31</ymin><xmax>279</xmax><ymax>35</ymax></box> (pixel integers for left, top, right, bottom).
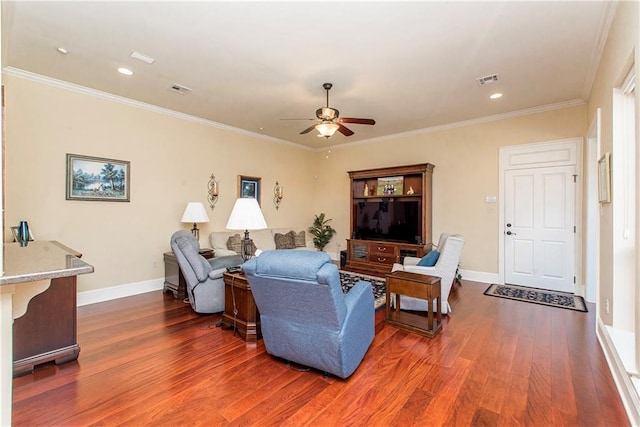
<box><xmin>12</xmin><ymin>281</ymin><xmax>630</xmax><ymax>426</ymax></box>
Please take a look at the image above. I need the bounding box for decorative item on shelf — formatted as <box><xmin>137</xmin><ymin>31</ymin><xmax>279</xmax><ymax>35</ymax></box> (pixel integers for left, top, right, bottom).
<box><xmin>376</xmin><ymin>176</ymin><xmax>404</xmax><ymax>196</ymax></box>
<box><xmin>11</xmin><ymin>222</ymin><xmax>35</xmax><ymax>245</ymax></box>
<box><xmin>17</xmin><ymin>221</ymin><xmax>30</xmax><ymax>247</ymax></box>
<box><xmin>208</xmin><ymin>173</ymin><xmax>219</xmax><ymax>210</ymax></box>
<box><xmin>181</xmin><ymin>202</ymin><xmax>210</xmax><ymax>241</ymax></box>
<box><xmin>406</xmin><ymin>186</ymin><xmax>414</xmax><ymax>195</ymax></box>
<box><xmin>363</xmin><ymin>183</ymin><xmax>369</xmax><ymax>197</ymax></box>
<box><xmin>226</xmin><ymin>197</ymin><xmax>268</xmax><ymax>261</ymax></box>
<box><xmin>308</xmin><ymin>213</ymin><xmax>336</xmax><ymax>252</ymax></box>
<box><xmin>273</xmin><ymin>181</ymin><xmax>284</xmax><ymax>210</ymax></box>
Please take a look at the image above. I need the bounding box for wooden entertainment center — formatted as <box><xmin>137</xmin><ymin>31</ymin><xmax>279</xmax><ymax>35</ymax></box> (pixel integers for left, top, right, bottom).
<box><xmin>345</xmin><ymin>163</ymin><xmax>434</xmax><ymax>276</ymax></box>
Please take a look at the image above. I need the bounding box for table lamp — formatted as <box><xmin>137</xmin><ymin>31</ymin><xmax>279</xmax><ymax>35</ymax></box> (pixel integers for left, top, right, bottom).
<box><xmin>226</xmin><ymin>198</ymin><xmax>267</xmax><ymax>261</ymax></box>
<box><xmin>181</xmin><ymin>202</ymin><xmax>210</xmax><ymax>241</ymax></box>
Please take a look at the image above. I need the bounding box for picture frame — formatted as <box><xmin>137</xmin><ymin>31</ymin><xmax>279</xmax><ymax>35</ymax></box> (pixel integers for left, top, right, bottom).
<box><xmin>66</xmin><ymin>154</ymin><xmax>130</xmax><ymax>202</ymax></box>
<box><xmin>376</xmin><ymin>176</ymin><xmax>404</xmax><ymax>196</ymax></box>
<box><xmin>238</xmin><ymin>175</ymin><xmax>261</xmax><ymax>205</ymax></box>
<box><xmin>598</xmin><ymin>152</ymin><xmax>611</xmax><ymax>204</ymax></box>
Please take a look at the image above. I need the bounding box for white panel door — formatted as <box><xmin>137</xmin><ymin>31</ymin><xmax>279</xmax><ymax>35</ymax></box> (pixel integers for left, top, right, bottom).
<box><xmin>504</xmin><ymin>165</ymin><xmax>575</xmax><ymax>292</ymax></box>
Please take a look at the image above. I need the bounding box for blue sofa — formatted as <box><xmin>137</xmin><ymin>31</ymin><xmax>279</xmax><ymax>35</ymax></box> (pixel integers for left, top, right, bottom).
<box><xmin>243</xmin><ymin>250</ymin><xmax>375</xmax><ymax>379</ymax></box>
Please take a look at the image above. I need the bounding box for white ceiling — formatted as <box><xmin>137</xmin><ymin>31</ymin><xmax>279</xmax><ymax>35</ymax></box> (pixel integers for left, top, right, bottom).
<box><xmin>1</xmin><ymin>1</ymin><xmax>612</xmax><ymax>150</ymax></box>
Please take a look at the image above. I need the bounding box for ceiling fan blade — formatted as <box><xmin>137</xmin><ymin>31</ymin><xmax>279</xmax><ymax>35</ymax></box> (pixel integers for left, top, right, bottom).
<box><xmin>340</xmin><ymin>117</ymin><xmax>376</xmax><ymax>125</ymax></box>
<box><xmin>337</xmin><ymin>123</ymin><xmax>354</xmax><ymax>136</ymax></box>
<box><xmin>280</xmin><ymin>118</ymin><xmax>316</xmax><ymax>121</ymax></box>
<box><xmin>300</xmin><ymin>125</ymin><xmax>317</xmax><ymax>135</ymax></box>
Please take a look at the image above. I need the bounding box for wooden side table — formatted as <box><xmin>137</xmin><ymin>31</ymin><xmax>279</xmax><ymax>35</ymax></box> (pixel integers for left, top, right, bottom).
<box><xmin>221</xmin><ymin>271</ymin><xmax>261</xmax><ymax>342</ymax></box>
<box><xmin>163</xmin><ymin>248</ymin><xmax>214</xmax><ymax>300</ymax></box>
<box><xmin>385</xmin><ymin>270</ymin><xmax>442</xmax><ymax>338</ymax></box>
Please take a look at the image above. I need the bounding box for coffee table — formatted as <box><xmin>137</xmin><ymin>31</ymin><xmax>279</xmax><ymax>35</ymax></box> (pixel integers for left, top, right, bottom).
<box><xmin>385</xmin><ymin>270</ymin><xmax>442</xmax><ymax>338</ymax></box>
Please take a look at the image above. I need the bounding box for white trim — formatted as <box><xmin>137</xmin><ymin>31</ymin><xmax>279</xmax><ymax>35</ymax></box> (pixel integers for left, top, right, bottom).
<box><xmin>77</xmin><ymin>278</ymin><xmax>164</xmax><ymax>307</ymax></box>
<box><xmin>581</xmin><ymin>1</ymin><xmax>618</xmax><ymax>100</ymax></box>
<box><xmin>597</xmin><ymin>318</ymin><xmax>640</xmax><ymax>426</ymax></box>
<box><xmin>458</xmin><ymin>269</ymin><xmax>499</xmax><ymax>284</ymax></box>
<box><xmin>326</xmin><ymin>100</ymin><xmax>586</xmax><ymax>151</ymax></box>
<box><xmin>1</xmin><ymin>67</ymin><xmax>311</xmax><ymax>152</ymax></box>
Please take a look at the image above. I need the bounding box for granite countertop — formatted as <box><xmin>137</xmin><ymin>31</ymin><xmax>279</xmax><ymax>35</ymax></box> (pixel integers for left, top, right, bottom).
<box><xmin>0</xmin><ymin>241</ymin><xmax>94</xmax><ymax>286</ymax></box>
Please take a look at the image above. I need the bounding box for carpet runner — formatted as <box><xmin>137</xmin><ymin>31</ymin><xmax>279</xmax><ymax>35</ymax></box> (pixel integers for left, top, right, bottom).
<box><xmin>484</xmin><ymin>283</ymin><xmax>588</xmax><ymax>312</ymax></box>
<box><xmin>339</xmin><ymin>270</ymin><xmax>386</xmax><ymax>310</ymax></box>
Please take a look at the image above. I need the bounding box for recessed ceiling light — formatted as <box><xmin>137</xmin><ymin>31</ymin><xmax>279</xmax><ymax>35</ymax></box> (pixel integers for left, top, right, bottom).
<box><xmin>56</xmin><ymin>47</ymin><xmax>68</xmax><ymax>54</ymax></box>
<box><xmin>117</xmin><ymin>67</ymin><xmax>134</xmax><ymax>76</ymax></box>
<box><xmin>490</xmin><ymin>93</ymin><xmax>503</xmax><ymax>99</ymax></box>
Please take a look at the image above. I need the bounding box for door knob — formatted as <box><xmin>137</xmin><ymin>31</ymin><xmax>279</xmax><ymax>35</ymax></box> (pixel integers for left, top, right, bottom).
<box><xmin>506</xmin><ymin>231</ymin><xmax>516</xmax><ymax>236</ymax></box>
<box><xmin>506</xmin><ymin>223</ymin><xmax>512</xmax><ymax>228</ymax></box>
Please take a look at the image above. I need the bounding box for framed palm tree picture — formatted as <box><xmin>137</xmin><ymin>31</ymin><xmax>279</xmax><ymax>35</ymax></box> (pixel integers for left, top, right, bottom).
<box><xmin>66</xmin><ymin>154</ymin><xmax>130</xmax><ymax>202</ymax></box>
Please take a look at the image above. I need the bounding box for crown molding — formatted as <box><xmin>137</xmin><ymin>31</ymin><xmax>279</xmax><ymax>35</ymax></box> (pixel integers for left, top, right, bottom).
<box><xmin>324</xmin><ymin>98</ymin><xmax>586</xmax><ymax>151</ymax></box>
<box><xmin>2</xmin><ymin>67</ymin><xmax>311</xmax><ymax>151</ymax></box>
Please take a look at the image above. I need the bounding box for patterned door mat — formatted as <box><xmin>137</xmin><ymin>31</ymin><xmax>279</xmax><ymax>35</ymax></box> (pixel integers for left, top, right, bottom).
<box><xmin>484</xmin><ymin>283</ymin><xmax>588</xmax><ymax>312</ymax></box>
<box><xmin>339</xmin><ymin>271</ymin><xmax>386</xmax><ymax>310</ymax></box>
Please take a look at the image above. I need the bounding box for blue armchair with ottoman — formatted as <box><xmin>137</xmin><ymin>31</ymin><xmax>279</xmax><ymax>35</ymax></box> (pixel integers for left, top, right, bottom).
<box><xmin>243</xmin><ymin>250</ymin><xmax>375</xmax><ymax>379</ymax></box>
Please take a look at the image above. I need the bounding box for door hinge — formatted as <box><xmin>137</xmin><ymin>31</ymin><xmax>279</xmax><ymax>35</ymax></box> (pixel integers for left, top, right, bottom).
<box><xmin>573</xmin><ymin>276</ymin><xmax>576</xmax><ymax>284</ymax></box>
<box><xmin>573</xmin><ymin>174</ymin><xmax>577</xmax><ymax>183</ymax></box>
<box><xmin>574</xmin><ymin>226</ymin><xmax>576</xmax><ymax>233</ymax></box>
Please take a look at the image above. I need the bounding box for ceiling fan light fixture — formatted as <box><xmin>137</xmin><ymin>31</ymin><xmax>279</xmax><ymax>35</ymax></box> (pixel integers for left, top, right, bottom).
<box><xmin>316</xmin><ymin>122</ymin><xmax>339</xmax><ymax>138</ymax></box>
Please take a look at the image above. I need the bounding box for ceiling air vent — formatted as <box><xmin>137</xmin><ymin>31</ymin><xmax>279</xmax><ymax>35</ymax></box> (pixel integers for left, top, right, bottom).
<box><xmin>170</xmin><ymin>84</ymin><xmax>192</xmax><ymax>95</ymax></box>
<box><xmin>476</xmin><ymin>74</ymin><xmax>499</xmax><ymax>86</ymax></box>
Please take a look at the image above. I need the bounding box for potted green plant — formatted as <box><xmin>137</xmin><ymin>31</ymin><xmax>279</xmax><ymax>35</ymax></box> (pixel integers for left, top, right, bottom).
<box><xmin>308</xmin><ymin>213</ymin><xmax>336</xmax><ymax>252</ymax></box>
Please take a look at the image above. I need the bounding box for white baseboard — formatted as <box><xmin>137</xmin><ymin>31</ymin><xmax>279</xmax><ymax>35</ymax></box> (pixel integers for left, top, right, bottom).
<box><xmin>596</xmin><ymin>317</ymin><xmax>640</xmax><ymax>426</ymax></box>
<box><xmin>77</xmin><ymin>278</ymin><xmax>164</xmax><ymax>307</ymax></box>
<box><xmin>459</xmin><ymin>269</ymin><xmax>499</xmax><ymax>284</ymax></box>
<box><xmin>76</xmin><ymin>268</ymin><xmax>497</xmax><ymax>307</ymax></box>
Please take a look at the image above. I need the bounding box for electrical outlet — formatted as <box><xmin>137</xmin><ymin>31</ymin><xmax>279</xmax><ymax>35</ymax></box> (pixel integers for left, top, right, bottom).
<box><xmin>605</xmin><ymin>298</ymin><xmax>610</xmax><ymax>314</ymax></box>
<box><xmin>152</xmin><ymin>261</ymin><xmax>158</xmax><ymax>269</ymax></box>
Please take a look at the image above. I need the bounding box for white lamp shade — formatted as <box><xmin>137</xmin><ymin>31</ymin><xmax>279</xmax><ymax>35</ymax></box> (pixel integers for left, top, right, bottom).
<box><xmin>226</xmin><ymin>198</ymin><xmax>268</xmax><ymax>230</ymax></box>
<box><xmin>181</xmin><ymin>202</ymin><xmax>210</xmax><ymax>223</ymax></box>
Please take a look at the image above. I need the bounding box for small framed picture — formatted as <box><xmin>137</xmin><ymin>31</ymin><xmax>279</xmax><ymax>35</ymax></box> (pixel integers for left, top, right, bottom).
<box><xmin>66</xmin><ymin>154</ymin><xmax>130</xmax><ymax>202</ymax></box>
<box><xmin>238</xmin><ymin>175</ymin><xmax>261</xmax><ymax>205</ymax></box>
<box><xmin>598</xmin><ymin>152</ymin><xmax>611</xmax><ymax>203</ymax></box>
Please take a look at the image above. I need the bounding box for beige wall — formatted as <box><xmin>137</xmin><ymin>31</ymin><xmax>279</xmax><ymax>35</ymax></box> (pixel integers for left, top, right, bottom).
<box><xmin>586</xmin><ymin>0</ymin><xmax>638</xmax><ymax>324</ymax></box>
<box><xmin>314</xmin><ymin>105</ymin><xmax>587</xmax><ymax>274</ymax></box>
<box><xmin>3</xmin><ymin>74</ymin><xmax>317</xmax><ymax>292</ymax></box>
<box><xmin>3</xmin><ymin>74</ymin><xmax>589</xmax><ymax>294</ymax></box>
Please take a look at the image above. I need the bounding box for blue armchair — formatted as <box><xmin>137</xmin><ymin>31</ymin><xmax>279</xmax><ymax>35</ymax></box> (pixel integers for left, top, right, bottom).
<box><xmin>243</xmin><ymin>250</ymin><xmax>375</xmax><ymax>379</ymax></box>
<box><xmin>170</xmin><ymin>230</ymin><xmax>243</xmax><ymax>314</ymax></box>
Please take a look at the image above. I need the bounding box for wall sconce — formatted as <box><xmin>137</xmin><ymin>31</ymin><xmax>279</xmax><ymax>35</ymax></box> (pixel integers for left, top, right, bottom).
<box><xmin>208</xmin><ymin>173</ymin><xmax>219</xmax><ymax>210</ymax></box>
<box><xmin>273</xmin><ymin>181</ymin><xmax>284</xmax><ymax>210</ymax></box>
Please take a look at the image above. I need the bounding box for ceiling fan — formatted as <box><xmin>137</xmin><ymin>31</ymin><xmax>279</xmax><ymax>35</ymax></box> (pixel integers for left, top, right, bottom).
<box><xmin>289</xmin><ymin>83</ymin><xmax>376</xmax><ymax>138</ymax></box>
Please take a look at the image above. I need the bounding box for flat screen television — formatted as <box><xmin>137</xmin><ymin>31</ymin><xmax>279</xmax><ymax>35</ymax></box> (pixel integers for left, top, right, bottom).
<box><xmin>353</xmin><ymin>199</ymin><xmax>422</xmax><ymax>244</ymax></box>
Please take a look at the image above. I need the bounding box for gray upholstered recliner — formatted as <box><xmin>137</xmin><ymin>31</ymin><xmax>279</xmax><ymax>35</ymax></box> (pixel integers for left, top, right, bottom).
<box><xmin>243</xmin><ymin>250</ymin><xmax>375</xmax><ymax>379</ymax></box>
<box><xmin>170</xmin><ymin>230</ymin><xmax>243</xmax><ymax>314</ymax></box>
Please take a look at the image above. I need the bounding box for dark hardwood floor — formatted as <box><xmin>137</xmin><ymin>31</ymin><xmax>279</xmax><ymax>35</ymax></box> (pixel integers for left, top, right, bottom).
<box><xmin>13</xmin><ymin>280</ymin><xmax>629</xmax><ymax>426</ymax></box>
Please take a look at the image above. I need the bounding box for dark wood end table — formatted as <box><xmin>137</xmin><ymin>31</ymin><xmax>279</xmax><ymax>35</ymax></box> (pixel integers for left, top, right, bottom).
<box><xmin>385</xmin><ymin>270</ymin><xmax>442</xmax><ymax>338</ymax></box>
<box><xmin>221</xmin><ymin>271</ymin><xmax>262</xmax><ymax>342</ymax></box>
<box><xmin>163</xmin><ymin>248</ymin><xmax>214</xmax><ymax>300</ymax></box>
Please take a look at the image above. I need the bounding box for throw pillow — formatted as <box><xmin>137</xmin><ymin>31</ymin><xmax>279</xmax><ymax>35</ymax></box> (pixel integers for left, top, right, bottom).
<box><xmin>227</xmin><ymin>234</ymin><xmax>256</xmax><ymax>256</ymax></box>
<box><xmin>274</xmin><ymin>232</ymin><xmax>295</xmax><ymax>249</ymax></box>
<box><xmin>226</xmin><ymin>234</ymin><xmax>242</xmax><ymax>255</ymax></box>
<box><xmin>292</xmin><ymin>230</ymin><xmax>306</xmax><ymax>247</ymax></box>
<box><xmin>417</xmin><ymin>250</ymin><xmax>440</xmax><ymax>267</ymax></box>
